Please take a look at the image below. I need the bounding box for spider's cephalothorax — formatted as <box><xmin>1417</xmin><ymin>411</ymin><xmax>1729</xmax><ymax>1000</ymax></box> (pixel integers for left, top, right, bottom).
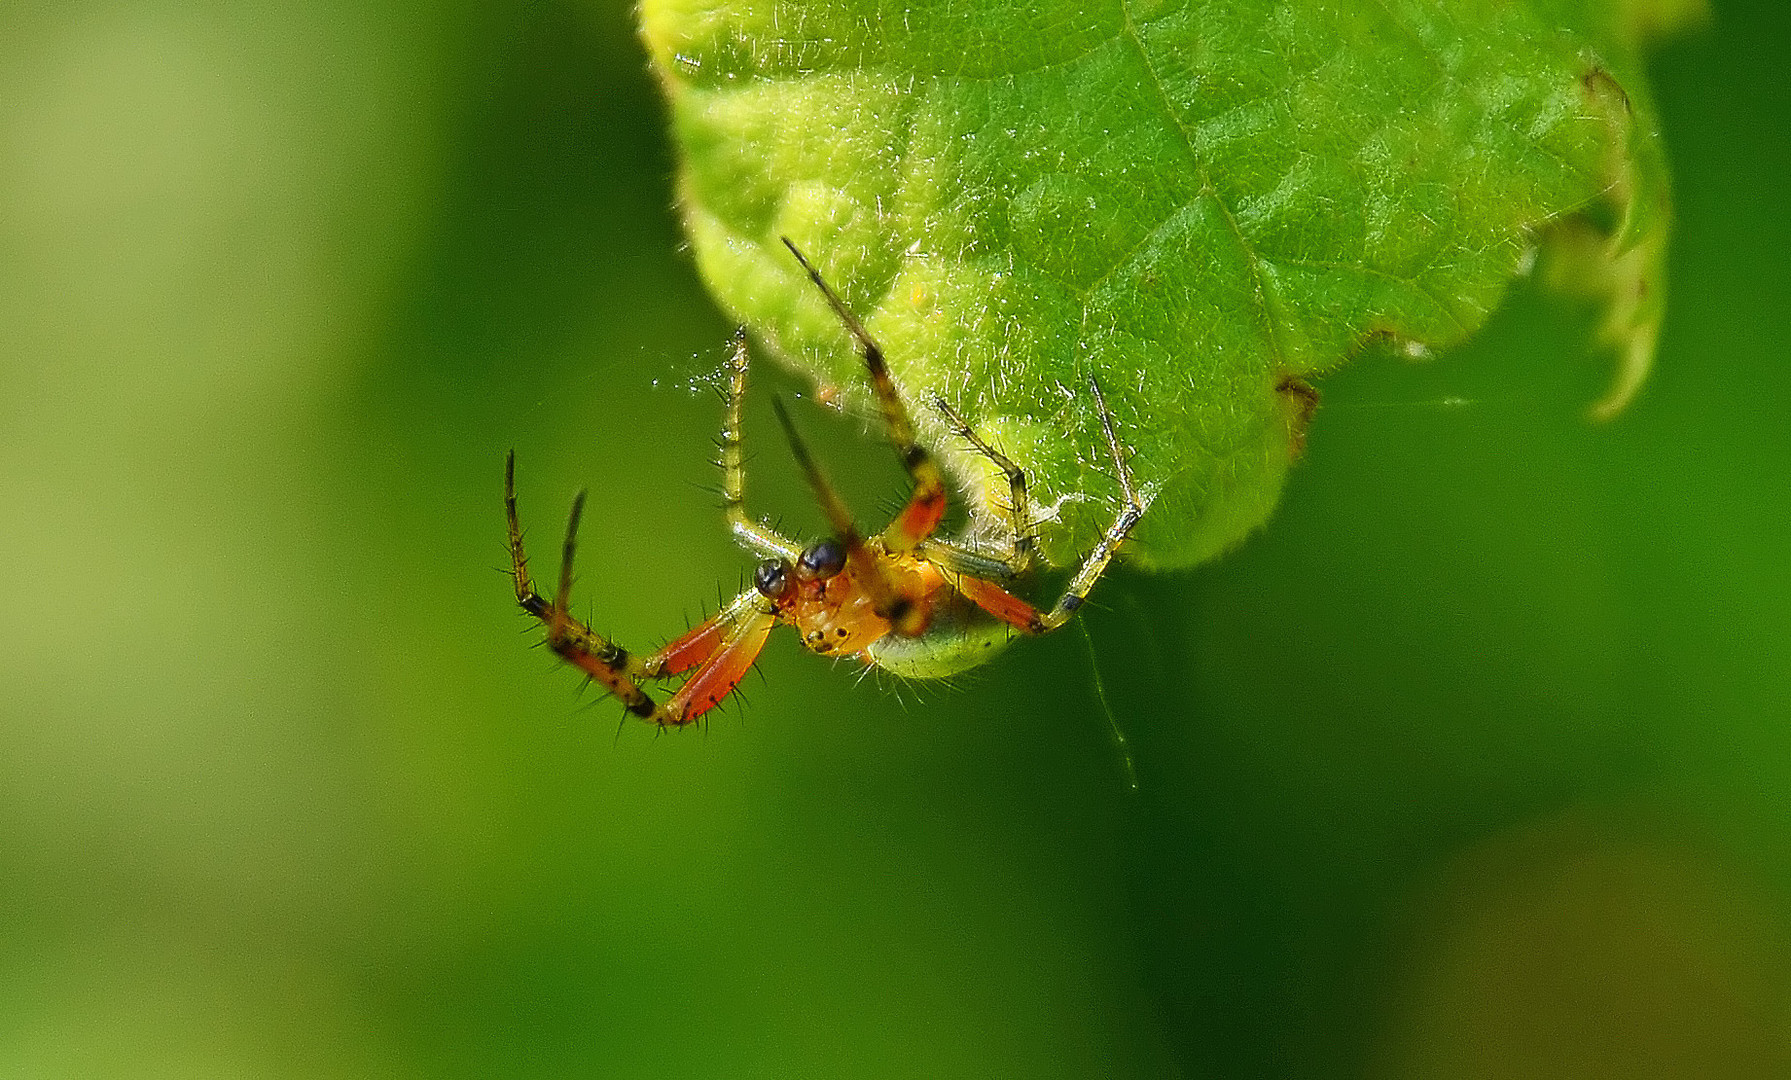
<box><xmin>505</xmin><ymin>239</ymin><xmax>1152</xmax><ymax>727</ymax></box>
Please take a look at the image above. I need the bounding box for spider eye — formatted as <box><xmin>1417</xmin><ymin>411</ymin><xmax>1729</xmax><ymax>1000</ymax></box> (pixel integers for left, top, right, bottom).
<box><xmin>797</xmin><ymin>539</ymin><xmax>847</xmax><ymax>580</ymax></box>
<box><xmin>753</xmin><ymin>559</ymin><xmax>793</xmax><ymax>599</ymax></box>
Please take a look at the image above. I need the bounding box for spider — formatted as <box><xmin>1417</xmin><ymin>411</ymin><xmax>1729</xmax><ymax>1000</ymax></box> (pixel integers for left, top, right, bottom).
<box><xmin>505</xmin><ymin>239</ymin><xmax>1153</xmax><ymax>727</ymax></box>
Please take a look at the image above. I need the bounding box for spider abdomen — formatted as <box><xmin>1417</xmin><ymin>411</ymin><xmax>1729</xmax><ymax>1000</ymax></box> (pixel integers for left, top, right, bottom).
<box><xmin>865</xmin><ymin>597</ymin><xmax>1016</xmax><ymax>680</ymax></box>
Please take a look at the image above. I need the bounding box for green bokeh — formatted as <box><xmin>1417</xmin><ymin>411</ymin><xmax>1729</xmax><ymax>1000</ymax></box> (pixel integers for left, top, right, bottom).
<box><xmin>1</xmin><ymin>1</ymin><xmax>1788</xmax><ymax>1077</ymax></box>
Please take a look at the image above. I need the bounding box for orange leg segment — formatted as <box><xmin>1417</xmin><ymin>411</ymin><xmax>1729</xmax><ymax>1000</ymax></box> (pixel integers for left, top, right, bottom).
<box><xmin>891</xmin><ymin>483</ymin><xmax>947</xmax><ymax>550</ymax></box>
<box><xmin>648</xmin><ymin>613</ymin><xmax>732</xmax><ymax>677</ymax></box>
<box><xmin>665</xmin><ymin>610</ymin><xmax>777</xmax><ymax>723</ymax></box>
<box><xmin>954</xmin><ymin>574</ymin><xmax>1047</xmax><ymax>636</ymax></box>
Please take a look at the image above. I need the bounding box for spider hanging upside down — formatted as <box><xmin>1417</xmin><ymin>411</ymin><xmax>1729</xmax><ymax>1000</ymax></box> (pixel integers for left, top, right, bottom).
<box><xmin>505</xmin><ymin>239</ymin><xmax>1153</xmax><ymax>727</ymax></box>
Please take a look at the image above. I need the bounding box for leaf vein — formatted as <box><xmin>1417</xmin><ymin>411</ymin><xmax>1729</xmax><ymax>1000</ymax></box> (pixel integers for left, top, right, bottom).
<box><xmin>1114</xmin><ymin>0</ymin><xmax>1287</xmax><ymax>372</ymax></box>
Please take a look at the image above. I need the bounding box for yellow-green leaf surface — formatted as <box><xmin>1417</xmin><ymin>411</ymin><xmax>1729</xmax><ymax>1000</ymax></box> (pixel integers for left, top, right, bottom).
<box><xmin>641</xmin><ymin>0</ymin><xmax>1684</xmax><ymax>569</ymax></box>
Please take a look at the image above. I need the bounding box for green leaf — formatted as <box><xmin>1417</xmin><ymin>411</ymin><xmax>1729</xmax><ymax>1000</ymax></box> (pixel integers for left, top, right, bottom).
<box><xmin>639</xmin><ymin>0</ymin><xmax>1689</xmax><ymax>569</ymax></box>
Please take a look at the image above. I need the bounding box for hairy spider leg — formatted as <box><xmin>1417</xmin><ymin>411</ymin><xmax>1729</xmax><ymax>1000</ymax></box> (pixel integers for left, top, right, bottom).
<box><xmin>659</xmin><ymin>598</ymin><xmax>777</xmax><ymax>722</ymax></box>
<box><xmin>780</xmin><ymin>238</ymin><xmax>947</xmax><ymax>555</ymax></box>
<box><xmin>1031</xmin><ymin>378</ymin><xmax>1152</xmax><ymax>631</ymax></box>
<box><xmin>931</xmin><ymin>395</ymin><xmax>1037</xmax><ymax>575</ymax></box>
<box><xmin>651</xmin><ymin>589</ymin><xmax>764</xmax><ymax>676</ymax></box>
<box><xmin>506</xmin><ymin>451</ymin><xmax>776</xmax><ymax>726</ymax></box>
<box><xmin>917</xmin><ymin>379</ymin><xmax>1152</xmax><ymax>635</ymax></box>
<box><xmin>769</xmin><ymin>396</ymin><xmax>861</xmax><ymax>545</ymax></box>
<box><xmin>720</xmin><ymin>326</ymin><xmax>803</xmax><ymax>563</ymax></box>
<box><xmin>506</xmin><ymin>467</ymin><xmax>657</xmax><ymax>715</ymax></box>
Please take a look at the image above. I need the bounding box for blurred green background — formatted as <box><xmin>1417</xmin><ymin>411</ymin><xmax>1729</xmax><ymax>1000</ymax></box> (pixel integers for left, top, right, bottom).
<box><xmin>3</xmin><ymin>1</ymin><xmax>1789</xmax><ymax>1076</ymax></box>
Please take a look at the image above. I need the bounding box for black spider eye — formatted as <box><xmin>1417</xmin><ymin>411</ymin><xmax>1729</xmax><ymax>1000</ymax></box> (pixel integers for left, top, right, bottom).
<box><xmin>798</xmin><ymin>539</ymin><xmax>847</xmax><ymax>580</ymax></box>
<box><xmin>753</xmin><ymin>559</ymin><xmax>792</xmax><ymax>599</ymax></box>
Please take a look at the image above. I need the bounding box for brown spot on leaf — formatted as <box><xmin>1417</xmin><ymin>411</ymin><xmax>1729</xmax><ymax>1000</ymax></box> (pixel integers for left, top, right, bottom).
<box><xmin>1276</xmin><ymin>376</ymin><xmax>1320</xmax><ymax>460</ymax></box>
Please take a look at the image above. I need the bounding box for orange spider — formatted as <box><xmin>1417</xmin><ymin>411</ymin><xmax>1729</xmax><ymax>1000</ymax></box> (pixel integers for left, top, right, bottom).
<box><xmin>505</xmin><ymin>239</ymin><xmax>1152</xmax><ymax>727</ymax></box>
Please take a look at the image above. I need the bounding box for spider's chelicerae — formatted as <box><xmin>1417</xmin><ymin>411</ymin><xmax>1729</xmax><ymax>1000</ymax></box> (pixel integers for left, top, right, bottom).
<box><xmin>505</xmin><ymin>239</ymin><xmax>1153</xmax><ymax>727</ymax></box>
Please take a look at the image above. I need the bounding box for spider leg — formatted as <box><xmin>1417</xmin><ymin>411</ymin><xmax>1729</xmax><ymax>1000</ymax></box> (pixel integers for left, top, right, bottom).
<box><xmin>951</xmin><ymin>572</ymin><xmax>1051</xmax><ymax>635</ymax></box>
<box><xmin>919</xmin><ymin>541</ymin><xmax>1021</xmax><ymax>583</ymax></box>
<box><xmin>770</xmin><ymin>395</ymin><xmax>860</xmax><ymax>544</ymax></box>
<box><xmin>1032</xmin><ymin>378</ymin><xmax>1152</xmax><ymax>631</ymax></box>
<box><xmin>663</xmin><ymin>601</ymin><xmax>778</xmax><ymax>723</ymax></box>
<box><xmin>720</xmin><ymin>327</ymin><xmax>803</xmax><ymax>562</ymax></box>
<box><xmin>507</xmin><ymin>455</ymin><xmax>658</xmax><ymax>716</ymax></box>
<box><xmin>932</xmin><ymin>395</ymin><xmax>1036</xmax><ymax>574</ymax></box>
<box><xmin>507</xmin><ymin>452</ymin><xmax>761</xmax><ymax>726</ymax></box>
<box><xmin>934</xmin><ymin>379</ymin><xmax>1150</xmax><ymax>634</ymax></box>
<box><xmin>781</xmin><ymin>237</ymin><xmax>947</xmax><ymax>552</ymax></box>
<box><xmin>644</xmin><ymin>590</ymin><xmax>764</xmax><ymax>677</ymax></box>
